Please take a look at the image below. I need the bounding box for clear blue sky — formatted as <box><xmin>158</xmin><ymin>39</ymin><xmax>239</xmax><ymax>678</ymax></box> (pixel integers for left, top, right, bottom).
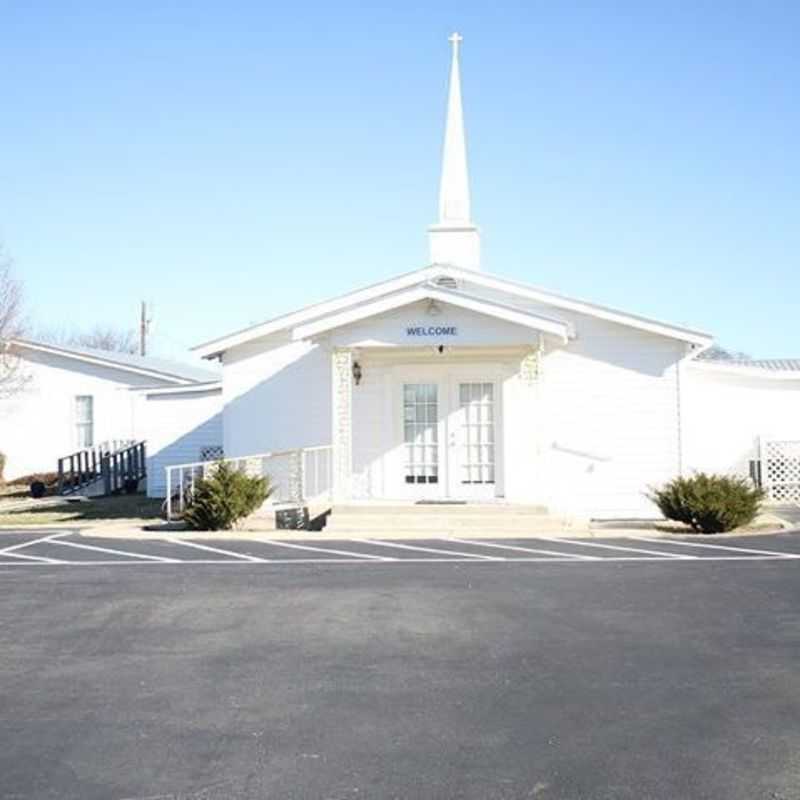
<box><xmin>1</xmin><ymin>1</ymin><xmax>797</xmax><ymax>361</ymax></box>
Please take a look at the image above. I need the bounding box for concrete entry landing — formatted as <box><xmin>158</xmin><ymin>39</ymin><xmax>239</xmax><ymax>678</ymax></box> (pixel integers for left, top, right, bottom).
<box><xmin>323</xmin><ymin>502</ymin><xmax>582</xmax><ymax>536</ymax></box>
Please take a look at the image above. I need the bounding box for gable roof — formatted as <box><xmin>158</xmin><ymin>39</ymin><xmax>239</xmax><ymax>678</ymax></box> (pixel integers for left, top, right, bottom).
<box><xmin>10</xmin><ymin>338</ymin><xmax>220</xmax><ymax>385</ymax></box>
<box><xmin>192</xmin><ymin>264</ymin><xmax>713</xmax><ymax>359</ymax></box>
<box><xmin>292</xmin><ymin>284</ymin><xmax>573</xmax><ymax>342</ymax></box>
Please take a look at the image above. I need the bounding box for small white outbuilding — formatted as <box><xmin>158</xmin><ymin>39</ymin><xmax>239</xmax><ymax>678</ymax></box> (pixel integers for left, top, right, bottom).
<box><xmin>0</xmin><ymin>338</ymin><xmax>221</xmax><ymax>485</ymax></box>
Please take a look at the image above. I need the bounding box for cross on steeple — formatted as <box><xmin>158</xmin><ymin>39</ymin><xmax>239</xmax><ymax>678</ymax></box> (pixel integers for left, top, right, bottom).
<box><xmin>448</xmin><ymin>31</ymin><xmax>463</xmax><ymax>51</ymax></box>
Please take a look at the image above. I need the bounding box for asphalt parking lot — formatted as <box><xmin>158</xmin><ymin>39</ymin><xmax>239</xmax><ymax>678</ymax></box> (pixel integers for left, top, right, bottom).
<box><xmin>3</xmin><ymin>529</ymin><xmax>800</xmax><ymax>566</ymax></box>
<box><xmin>2</xmin><ymin>530</ymin><xmax>800</xmax><ymax>799</ymax></box>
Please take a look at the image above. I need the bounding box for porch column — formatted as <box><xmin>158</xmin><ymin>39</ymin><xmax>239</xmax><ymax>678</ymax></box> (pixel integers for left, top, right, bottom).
<box><xmin>331</xmin><ymin>347</ymin><xmax>353</xmax><ymax>501</ymax></box>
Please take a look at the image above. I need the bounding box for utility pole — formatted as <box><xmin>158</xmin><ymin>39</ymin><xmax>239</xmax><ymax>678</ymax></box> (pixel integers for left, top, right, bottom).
<box><xmin>140</xmin><ymin>301</ymin><xmax>148</xmax><ymax>356</ymax></box>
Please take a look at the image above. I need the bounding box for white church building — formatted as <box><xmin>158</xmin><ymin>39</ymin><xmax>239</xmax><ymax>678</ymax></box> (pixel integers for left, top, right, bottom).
<box><xmin>178</xmin><ymin>34</ymin><xmax>799</xmax><ymax>519</ymax></box>
<box><xmin>5</xmin><ymin>35</ymin><xmax>794</xmax><ymax>520</ymax></box>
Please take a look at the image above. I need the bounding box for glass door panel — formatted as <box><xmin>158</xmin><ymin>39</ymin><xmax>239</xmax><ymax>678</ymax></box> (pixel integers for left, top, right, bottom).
<box><xmin>403</xmin><ymin>383</ymin><xmax>439</xmax><ymax>485</ymax></box>
<box><xmin>457</xmin><ymin>382</ymin><xmax>495</xmax><ymax>486</ymax></box>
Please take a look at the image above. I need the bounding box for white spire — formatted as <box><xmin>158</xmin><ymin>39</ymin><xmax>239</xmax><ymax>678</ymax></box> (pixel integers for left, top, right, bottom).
<box><xmin>439</xmin><ymin>32</ymin><xmax>470</xmax><ymax>224</ymax></box>
<box><xmin>428</xmin><ymin>32</ymin><xmax>481</xmax><ymax>270</ymax></box>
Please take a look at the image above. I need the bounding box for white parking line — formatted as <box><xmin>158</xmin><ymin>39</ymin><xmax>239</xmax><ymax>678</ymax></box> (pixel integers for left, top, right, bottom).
<box><xmin>165</xmin><ymin>538</ymin><xmax>267</xmax><ymax>562</ymax></box>
<box><xmin>357</xmin><ymin>538</ymin><xmax>502</xmax><ymax>560</ymax></box>
<box><xmin>51</xmin><ymin>539</ymin><xmax>179</xmax><ymax>562</ymax></box>
<box><xmin>0</xmin><ymin>554</ymin><xmax>797</xmax><ymax>568</ymax></box>
<box><xmin>254</xmin><ymin>538</ymin><xmax>394</xmax><ymax>560</ymax></box>
<box><xmin>0</xmin><ymin>531</ymin><xmax>70</xmax><ymax>556</ymax></box>
<box><xmin>447</xmin><ymin>537</ymin><xmax>600</xmax><ymax>560</ymax></box>
<box><xmin>628</xmin><ymin>536</ymin><xmax>800</xmax><ymax>559</ymax></box>
<box><xmin>0</xmin><ymin>550</ymin><xmax>65</xmax><ymax>564</ymax></box>
<box><xmin>536</xmin><ymin>537</ymin><xmax>697</xmax><ymax>559</ymax></box>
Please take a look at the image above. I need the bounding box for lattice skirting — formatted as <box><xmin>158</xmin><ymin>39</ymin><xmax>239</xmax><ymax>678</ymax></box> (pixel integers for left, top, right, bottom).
<box><xmin>762</xmin><ymin>440</ymin><xmax>800</xmax><ymax>503</ymax></box>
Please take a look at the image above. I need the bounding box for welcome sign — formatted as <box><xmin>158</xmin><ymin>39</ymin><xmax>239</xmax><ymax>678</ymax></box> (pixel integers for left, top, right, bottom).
<box><xmin>405</xmin><ymin>325</ymin><xmax>458</xmax><ymax>337</ymax></box>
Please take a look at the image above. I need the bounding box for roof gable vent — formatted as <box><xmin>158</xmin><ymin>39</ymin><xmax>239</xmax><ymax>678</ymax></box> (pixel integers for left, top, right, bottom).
<box><xmin>434</xmin><ymin>275</ymin><xmax>459</xmax><ymax>290</ymax></box>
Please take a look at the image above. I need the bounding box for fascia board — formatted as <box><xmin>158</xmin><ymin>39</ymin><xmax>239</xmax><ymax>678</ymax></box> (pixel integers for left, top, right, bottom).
<box><xmin>292</xmin><ymin>286</ymin><xmax>571</xmax><ymax>342</ymax></box>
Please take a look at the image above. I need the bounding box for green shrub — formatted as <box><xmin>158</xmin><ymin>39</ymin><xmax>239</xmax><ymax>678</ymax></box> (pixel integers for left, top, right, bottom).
<box><xmin>0</xmin><ymin>451</ymin><xmax>5</xmax><ymax>484</ymax></box>
<box><xmin>648</xmin><ymin>473</ymin><xmax>765</xmax><ymax>534</ymax></box>
<box><xmin>182</xmin><ymin>461</ymin><xmax>271</xmax><ymax>531</ymax></box>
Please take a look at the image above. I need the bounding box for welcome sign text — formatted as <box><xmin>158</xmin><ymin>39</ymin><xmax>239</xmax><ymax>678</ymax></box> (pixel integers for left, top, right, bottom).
<box><xmin>405</xmin><ymin>325</ymin><xmax>458</xmax><ymax>337</ymax></box>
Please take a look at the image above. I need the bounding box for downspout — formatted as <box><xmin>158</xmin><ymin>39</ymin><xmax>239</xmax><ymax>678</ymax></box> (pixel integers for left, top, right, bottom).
<box><xmin>678</xmin><ymin>339</ymin><xmax>713</xmax><ymax>477</ymax></box>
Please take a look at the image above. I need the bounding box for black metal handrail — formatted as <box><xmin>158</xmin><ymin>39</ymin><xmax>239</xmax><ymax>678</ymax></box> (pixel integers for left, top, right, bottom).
<box><xmin>57</xmin><ymin>441</ymin><xmax>146</xmax><ymax>495</ymax></box>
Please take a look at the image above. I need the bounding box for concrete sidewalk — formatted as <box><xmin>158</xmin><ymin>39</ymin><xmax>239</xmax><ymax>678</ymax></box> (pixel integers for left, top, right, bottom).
<box><xmin>1</xmin><ymin>513</ymin><xmax>793</xmax><ymax>542</ymax></box>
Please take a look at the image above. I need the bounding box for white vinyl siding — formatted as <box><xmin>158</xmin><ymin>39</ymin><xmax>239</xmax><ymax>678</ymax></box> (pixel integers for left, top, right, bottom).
<box><xmin>138</xmin><ymin>388</ymin><xmax>223</xmax><ymax>497</ymax></box>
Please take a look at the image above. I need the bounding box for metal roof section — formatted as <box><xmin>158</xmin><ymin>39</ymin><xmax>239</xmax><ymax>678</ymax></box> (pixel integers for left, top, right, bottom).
<box><xmin>10</xmin><ymin>338</ymin><xmax>220</xmax><ymax>384</ymax></box>
<box><xmin>690</xmin><ymin>357</ymin><xmax>800</xmax><ymax>380</ymax></box>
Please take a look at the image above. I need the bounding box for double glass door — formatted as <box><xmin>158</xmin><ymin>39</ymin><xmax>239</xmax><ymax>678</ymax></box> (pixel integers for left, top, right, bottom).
<box><xmin>401</xmin><ymin>378</ymin><xmax>497</xmax><ymax>499</ymax></box>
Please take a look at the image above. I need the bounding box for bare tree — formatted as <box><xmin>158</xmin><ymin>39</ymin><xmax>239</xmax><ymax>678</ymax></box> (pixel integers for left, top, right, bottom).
<box><xmin>0</xmin><ymin>248</ymin><xmax>28</xmax><ymax>398</ymax></box>
<box><xmin>698</xmin><ymin>344</ymin><xmax>751</xmax><ymax>362</ymax></box>
<box><xmin>68</xmin><ymin>325</ymin><xmax>138</xmax><ymax>355</ymax></box>
<box><xmin>38</xmin><ymin>324</ymin><xmax>138</xmax><ymax>355</ymax></box>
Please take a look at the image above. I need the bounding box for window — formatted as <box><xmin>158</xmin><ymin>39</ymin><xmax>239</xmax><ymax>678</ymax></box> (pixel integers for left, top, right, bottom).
<box><xmin>75</xmin><ymin>395</ymin><xmax>94</xmax><ymax>449</ymax></box>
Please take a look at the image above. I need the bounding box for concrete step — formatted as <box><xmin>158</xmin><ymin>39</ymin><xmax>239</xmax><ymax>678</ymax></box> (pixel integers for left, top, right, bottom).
<box><xmin>325</xmin><ymin>513</ymin><xmax>565</xmax><ymax>531</ymax></box>
<box><xmin>330</xmin><ymin>503</ymin><xmax>550</xmax><ymax>516</ymax></box>
<box><xmin>324</xmin><ymin>525</ymin><xmax>580</xmax><ymax>537</ymax></box>
<box><xmin>327</xmin><ymin>503</ymin><xmax>556</xmax><ymax>532</ymax></box>
<box><xmin>325</xmin><ymin>515</ymin><xmax>575</xmax><ymax>533</ymax></box>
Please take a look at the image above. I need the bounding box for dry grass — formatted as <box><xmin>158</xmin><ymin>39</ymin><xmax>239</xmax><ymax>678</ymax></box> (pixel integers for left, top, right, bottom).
<box><xmin>0</xmin><ymin>493</ymin><xmax>163</xmax><ymax>526</ymax></box>
<box><xmin>0</xmin><ymin>484</ymin><xmax>29</xmax><ymax>500</ymax></box>
<box><xmin>1</xmin><ymin>472</ymin><xmax>59</xmax><ymax>500</ymax></box>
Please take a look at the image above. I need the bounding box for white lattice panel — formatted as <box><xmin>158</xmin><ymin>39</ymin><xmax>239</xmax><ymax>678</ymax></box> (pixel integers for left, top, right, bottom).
<box><xmin>763</xmin><ymin>440</ymin><xmax>800</xmax><ymax>503</ymax></box>
<box><xmin>200</xmin><ymin>445</ymin><xmax>224</xmax><ymax>461</ymax></box>
<box><xmin>253</xmin><ymin>451</ymin><xmax>301</xmax><ymax>504</ymax></box>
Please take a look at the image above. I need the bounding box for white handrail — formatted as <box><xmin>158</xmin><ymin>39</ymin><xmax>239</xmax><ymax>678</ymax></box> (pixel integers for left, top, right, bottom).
<box><xmin>165</xmin><ymin>445</ymin><xmax>333</xmax><ymax>520</ymax></box>
<box><xmin>165</xmin><ymin>448</ymin><xmax>300</xmax><ymax>473</ymax></box>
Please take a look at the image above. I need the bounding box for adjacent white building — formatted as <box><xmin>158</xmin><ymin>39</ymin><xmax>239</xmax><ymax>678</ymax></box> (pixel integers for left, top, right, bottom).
<box><xmin>0</xmin><ymin>338</ymin><xmax>220</xmax><ymax>482</ymax></box>
<box><xmin>682</xmin><ymin>359</ymin><xmax>800</xmax><ymax>498</ymax></box>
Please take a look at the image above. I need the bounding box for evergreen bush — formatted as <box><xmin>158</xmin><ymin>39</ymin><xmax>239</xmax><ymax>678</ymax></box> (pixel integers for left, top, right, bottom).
<box><xmin>648</xmin><ymin>473</ymin><xmax>765</xmax><ymax>534</ymax></box>
<box><xmin>182</xmin><ymin>461</ymin><xmax>271</xmax><ymax>531</ymax></box>
<box><xmin>0</xmin><ymin>451</ymin><xmax>5</xmax><ymax>484</ymax></box>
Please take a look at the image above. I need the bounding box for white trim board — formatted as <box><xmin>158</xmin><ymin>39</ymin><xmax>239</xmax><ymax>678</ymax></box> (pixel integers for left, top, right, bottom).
<box><xmin>292</xmin><ymin>285</ymin><xmax>572</xmax><ymax>342</ymax></box>
<box><xmin>192</xmin><ymin>265</ymin><xmax>713</xmax><ymax>358</ymax></box>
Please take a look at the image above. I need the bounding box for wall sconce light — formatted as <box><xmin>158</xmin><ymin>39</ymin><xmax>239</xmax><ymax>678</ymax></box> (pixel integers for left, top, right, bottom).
<box><xmin>352</xmin><ymin>360</ymin><xmax>363</xmax><ymax>386</ymax></box>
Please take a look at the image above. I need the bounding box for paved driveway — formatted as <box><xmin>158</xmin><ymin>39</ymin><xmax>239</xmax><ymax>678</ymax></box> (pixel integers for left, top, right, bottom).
<box><xmin>2</xmin><ymin>531</ymin><xmax>800</xmax><ymax>799</ymax></box>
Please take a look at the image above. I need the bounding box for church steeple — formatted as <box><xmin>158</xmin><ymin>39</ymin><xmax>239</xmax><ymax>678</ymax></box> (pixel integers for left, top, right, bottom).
<box><xmin>428</xmin><ymin>32</ymin><xmax>481</xmax><ymax>270</ymax></box>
